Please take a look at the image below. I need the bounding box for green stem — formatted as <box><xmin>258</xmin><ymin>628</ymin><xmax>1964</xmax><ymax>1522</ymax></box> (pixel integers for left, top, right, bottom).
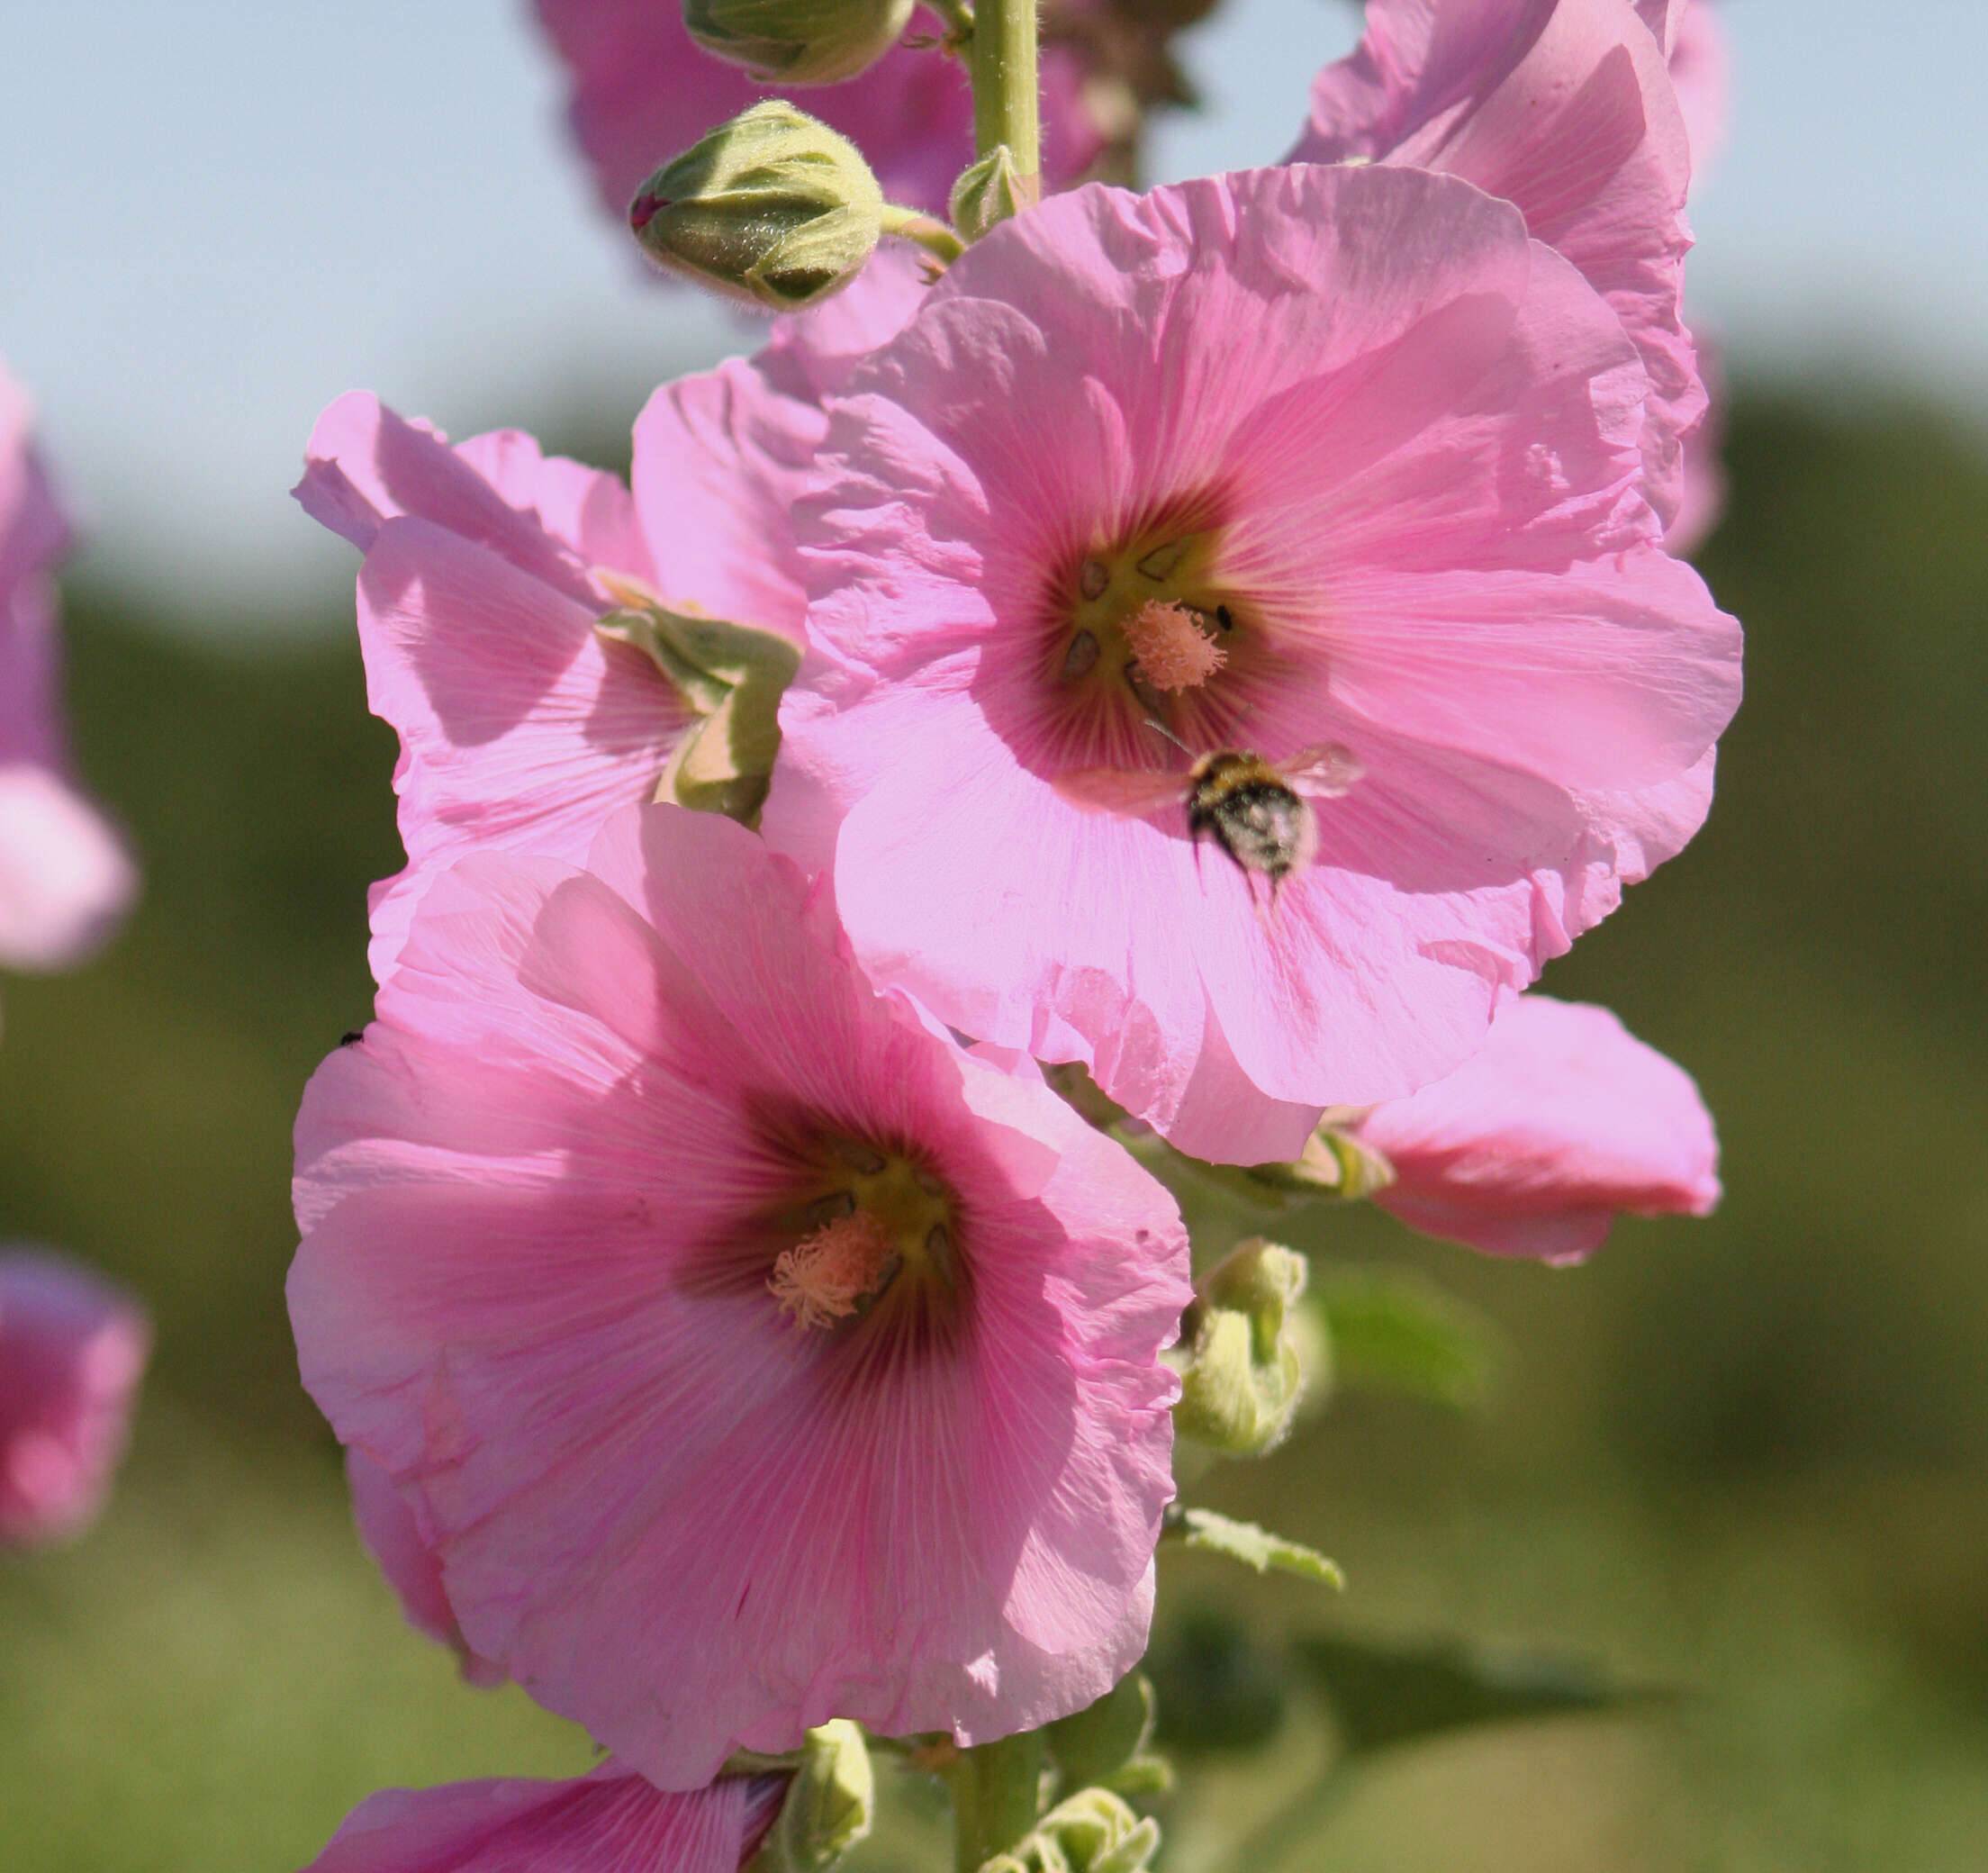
<box><xmin>945</xmin><ymin>1731</ymin><xmax>1044</xmax><ymax>1872</ymax></box>
<box><xmin>879</xmin><ymin>204</ymin><xmax>967</xmax><ymax>265</ymax></box>
<box><xmin>969</xmin><ymin>0</ymin><xmax>1041</xmax><ymax>199</ymax></box>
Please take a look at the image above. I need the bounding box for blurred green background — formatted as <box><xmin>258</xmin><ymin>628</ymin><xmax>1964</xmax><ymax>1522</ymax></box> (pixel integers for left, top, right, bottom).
<box><xmin>1</xmin><ymin>387</ymin><xmax>1983</xmax><ymax>1870</ymax></box>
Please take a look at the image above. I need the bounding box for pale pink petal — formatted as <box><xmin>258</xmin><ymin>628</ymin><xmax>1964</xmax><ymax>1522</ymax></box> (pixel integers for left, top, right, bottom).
<box><xmin>1295</xmin><ymin>0</ymin><xmax>1702</xmax><ymax>523</ymax></box>
<box><xmin>292</xmin><ymin>805</ymin><xmax>1188</xmax><ymax>1788</ymax></box>
<box><xmin>0</xmin><ymin>1247</ymin><xmax>149</xmax><ymax>1548</ymax></box>
<box><xmin>301</xmin><ymin>1763</ymin><xmax>787</xmax><ymax>1873</ymax></box>
<box><xmin>1358</xmin><ymin>994</ymin><xmax>1720</xmax><ymax>1262</ymax></box>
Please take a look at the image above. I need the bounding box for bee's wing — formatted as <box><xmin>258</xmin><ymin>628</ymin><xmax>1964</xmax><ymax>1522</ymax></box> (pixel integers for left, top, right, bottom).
<box><xmin>1051</xmin><ymin>765</ymin><xmax>1186</xmax><ymax>820</ymax></box>
<box><xmin>1281</xmin><ymin>743</ymin><xmax>1364</xmax><ymax>799</ymax></box>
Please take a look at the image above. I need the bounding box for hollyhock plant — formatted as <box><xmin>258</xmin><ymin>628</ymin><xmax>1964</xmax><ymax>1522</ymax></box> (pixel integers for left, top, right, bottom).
<box><xmin>1292</xmin><ymin>0</ymin><xmax>1702</xmax><ymax>527</ymax></box>
<box><xmin>532</xmin><ymin>0</ymin><xmax>1104</xmax><ymax>222</ymax></box>
<box><xmin>0</xmin><ymin>1246</ymin><xmax>150</xmax><ymax>1548</ymax></box>
<box><xmin>764</xmin><ymin>163</ymin><xmax>1741</xmax><ymax>1166</ymax></box>
<box><xmin>301</xmin><ymin>1763</ymin><xmax>788</xmax><ymax>1873</ymax></box>
<box><xmin>1348</xmin><ymin>993</ymin><xmax>1720</xmax><ymax>1262</ymax></box>
<box><xmin>0</xmin><ymin>361</ymin><xmax>136</xmax><ymax>975</ymax></box>
<box><xmin>289</xmin><ymin>803</ymin><xmax>1190</xmax><ymax>1788</ymax></box>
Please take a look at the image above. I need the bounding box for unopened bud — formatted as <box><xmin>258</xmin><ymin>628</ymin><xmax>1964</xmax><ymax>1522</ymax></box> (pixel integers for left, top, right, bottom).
<box><xmin>949</xmin><ymin>145</ymin><xmax>1034</xmax><ymax>241</ymax></box>
<box><xmin>686</xmin><ymin>0</ymin><xmax>916</xmax><ymax>84</ymax></box>
<box><xmin>979</xmin><ymin>1787</ymin><xmax>1161</xmax><ymax>1873</ymax></box>
<box><xmin>1243</xmin><ymin>1112</ymin><xmax>1396</xmax><ymax>1203</ymax></box>
<box><xmin>746</xmin><ymin>1721</ymin><xmax>873</xmax><ymax>1873</ymax></box>
<box><xmin>628</xmin><ymin>102</ymin><xmax>882</xmax><ymax>311</ymax></box>
<box><xmin>1170</xmin><ymin>1239</ymin><xmax>1309</xmax><ymax>1456</ymax></box>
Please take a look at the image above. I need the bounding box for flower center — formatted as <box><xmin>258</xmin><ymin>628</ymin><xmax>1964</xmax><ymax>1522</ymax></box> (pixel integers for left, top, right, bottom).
<box><xmin>1044</xmin><ymin>520</ymin><xmax>1253</xmax><ymax>758</ymax></box>
<box><xmin>768</xmin><ymin>1140</ymin><xmax>958</xmax><ymax>1333</ymax></box>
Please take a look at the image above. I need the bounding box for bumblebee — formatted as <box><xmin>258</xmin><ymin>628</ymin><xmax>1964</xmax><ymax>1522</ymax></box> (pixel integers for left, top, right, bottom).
<box><xmin>1053</xmin><ymin>738</ymin><xmax>1362</xmax><ymax>899</ymax></box>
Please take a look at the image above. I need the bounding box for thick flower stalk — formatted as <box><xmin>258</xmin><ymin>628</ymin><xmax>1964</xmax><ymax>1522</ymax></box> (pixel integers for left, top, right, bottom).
<box><xmin>0</xmin><ymin>1246</ymin><xmax>149</xmax><ymax>1548</ymax></box>
<box><xmin>0</xmin><ymin>359</ymin><xmax>136</xmax><ymax>977</ymax></box>
<box><xmin>765</xmin><ymin>162</ymin><xmax>1740</xmax><ymax>1163</ymax></box>
<box><xmin>290</xmin><ymin>804</ymin><xmax>1190</xmax><ymax>1788</ymax></box>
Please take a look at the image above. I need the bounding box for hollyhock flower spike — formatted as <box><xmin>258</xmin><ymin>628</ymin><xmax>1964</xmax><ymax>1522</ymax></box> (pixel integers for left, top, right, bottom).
<box><xmin>299</xmin><ymin>1762</ymin><xmax>790</xmax><ymax>1873</ymax></box>
<box><xmin>0</xmin><ymin>1247</ymin><xmax>150</xmax><ymax>1548</ymax></box>
<box><xmin>1294</xmin><ymin>0</ymin><xmax>1703</xmax><ymax>526</ymax></box>
<box><xmin>1349</xmin><ymin>993</ymin><xmax>1720</xmax><ymax>1262</ymax></box>
<box><xmin>290</xmin><ymin>804</ymin><xmax>1190</xmax><ymax>1788</ymax></box>
<box><xmin>765</xmin><ymin>164</ymin><xmax>1741</xmax><ymax>1164</ymax></box>
<box><xmin>0</xmin><ymin>362</ymin><xmax>136</xmax><ymax>974</ymax></box>
<box><xmin>294</xmin><ymin>357</ymin><xmax>820</xmax><ymax>978</ymax></box>
<box><xmin>532</xmin><ymin>0</ymin><xmax>1104</xmax><ymax>222</ymax></box>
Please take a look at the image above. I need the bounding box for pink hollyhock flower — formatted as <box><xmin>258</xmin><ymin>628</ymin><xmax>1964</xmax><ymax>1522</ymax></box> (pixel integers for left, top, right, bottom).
<box><xmin>531</xmin><ymin>0</ymin><xmax>1104</xmax><ymax>222</ymax></box>
<box><xmin>1355</xmin><ymin>993</ymin><xmax>1721</xmax><ymax>1262</ymax></box>
<box><xmin>290</xmin><ymin>803</ymin><xmax>1189</xmax><ymax>1788</ymax></box>
<box><xmin>0</xmin><ymin>363</ymin><xmax>137</xmax><ymax>974</ymax></box>
<box><xmin>346</xmin><ymin>1447</ymin><xmax>504</xmax><ymax>1687</ymax></box>
<box><xmin>1293</xmin><ymin>0</ymin><xmax>1703</xmax><ymax>528</ymax></box>
<box><xmin>301</xmin><ymin>1763</ymin><xmax>787</xmax><ymax>1873</ymax></box>
<box><xmin>1665</xmin><ymin>323</ymin><xmax>1725</xmax><ymax>556</ymax></box>
<box><xmin>764</xmin><ymin>165</ymin><xmax>1741</xmax><ymax>1165</ymax></box>
<box><xmin>1639</xmin><ymin>0</ymin><xmax>1729</xmax><ymax>176</ymax></box>
<box><xmin>0</xmin><ymin>1247</ymin><xmax>150</xmax><ymax>1547</ymax></box>
<box><xmin>294</xmin><ymin>351</ymin><xmax>824</xmax><ymax>979</ymax></box>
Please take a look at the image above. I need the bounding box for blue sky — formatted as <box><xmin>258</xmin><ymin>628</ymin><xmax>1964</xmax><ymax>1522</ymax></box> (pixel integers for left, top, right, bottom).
<box><xmin>3</xmin><ymin>1</ymin><xmax>1984</xmax><ymax>617</ymax></box>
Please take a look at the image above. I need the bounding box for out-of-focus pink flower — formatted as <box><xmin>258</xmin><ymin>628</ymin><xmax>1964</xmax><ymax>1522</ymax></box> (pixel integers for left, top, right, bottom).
<box><xmin>300</xmin><ymin>1762</ymin><xmax>788</xmax><ymax>1873</ymax></box>
<box><xmin>1641</xmin><ymin>0</ymin><xmax>1729</xmax><ymax>177</ymax></box>
<box><xmin>345</xmin><ymin>1447</ymin><xmax>504</xmax><ymax>1688</ymax></box>
<box><xmin>290</xmin><ymin>804</ymin><xmax>1189</xmax><ymax>1789</ymax></box>
<box><xmin>764</xmin><ymin>166</ymin><xmax>1741</xmax><ymax>1164</ymax></box>
<box><xmin>1293</xmin><ymin>0</ymin><xmax>1702</xmax><ymax>528</ymax></box>
<box><xmin>531</xmin><ymin>0</ymin><xmax>1104</xmax><ymax>222</ymax></box>
<box><xmin>1355</xmin><ymin>994</ymin><xmax>1720</xmax><ymax>1262</ymax></box>
<box><xmin>0</xmin><ymin>1247</ymin><xmax>149</xmax><ymax>1548</ymax></box>
<box><xmin>293</xmin><ymin>357</ymin><xmax>818</xmax><ymax>980</ymax></box>
<box><xmin>0</xmin><ymin>363</ymin><xmax>137</xmax><ymax>974</ymax></box>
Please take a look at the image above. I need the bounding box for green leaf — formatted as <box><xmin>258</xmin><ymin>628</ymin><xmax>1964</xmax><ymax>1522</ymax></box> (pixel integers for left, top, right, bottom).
<box><xmin>1164</xmin><ymin>1507</ymin><xmax>1344</xmax><ymax>1588</ymax></box>
<box><xmin>1292</xmin><ymin>1631</ymin><xmax>1662</xmax><ymax>1757</ymax></box>
<box><xmin>1310</xmin><ymin>1264</ymin><xmax>1502</xmax><ymax>1408</ymax></box>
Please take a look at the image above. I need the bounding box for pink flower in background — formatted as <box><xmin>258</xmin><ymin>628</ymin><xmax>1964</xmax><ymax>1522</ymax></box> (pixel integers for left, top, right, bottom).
<box><xmin>1293</xmin><ymin>0</ymin><xmax>1702</xmax><ymax>527</ymax></box>
<box><xmin>294</xmin><ymin>360</ymin><xmax>816</xmax><ymax>978</ymax></box>
<box><xmin>300</xmin><ymin>1763</ymin><xmax>787</xmax><ymax>1873</ymax></box>
<box><xmin>532</xmin><ymin>0</ymin><xmax>1104</xmax><ymax>222</ymax></box>
<box><xmin>765</xmin><ymin>165</ymin><xmax>1740</xmax><ymax>1164</ymax></box>
<box><xmin>0</xmin><ymin>362</ymin><xmax>136</xmax><ymax>974</ymax></box>
<box><xmin>345</xmin><ymin>1447</ymin><xmax>503</xmax><ymax>1688</ymax></box>
<box><xmin>291</xmin><ymin>804</ymin><xmax>1189</xmax><ymax>1787</ymax></box>
<box><xmin>1355</xmin><ymin>994</ymin><xmax>1721</xmax><ymax>1262</ymax></box>
<box><xmin>0</xmin><ymin>1247</ymin><xmax>149</xmax><ymax>1548</ymax></box>
<box><xmin>1655</xmin><ymin>0</ymin><xmax>1730</xmax><ymax>176</ymax></box>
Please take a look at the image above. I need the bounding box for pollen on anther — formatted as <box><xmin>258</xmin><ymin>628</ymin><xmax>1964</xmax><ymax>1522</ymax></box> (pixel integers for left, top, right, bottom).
<box><xmin>1123</xmin><ymin>601</ymin><xmax>1226</xmax><ymax>692</ymax></box>
<box><xmin>769</xmin><ymin>1211</ymin><xmax>894</xmax><ymax>1330</ymax></box>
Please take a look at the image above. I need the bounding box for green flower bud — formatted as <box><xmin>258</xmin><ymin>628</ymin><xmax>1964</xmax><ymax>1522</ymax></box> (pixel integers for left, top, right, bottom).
<box><xmin>593</xmin><ymin>574</ymin><xmax>802</xmax><ymax>825</ymax></box>
<box><xmin>977</xmin><ymin>1787</ymin><xmax>1161</xmax><ymax>1873</ymax></box>
<box><xmin>1242</xmin><ymin>1110</ymin><xmax>1396</xmax><ymax>1203</ymax></box>
<box><xmin>1044</xmin><ymin>1673</ymin><xmax>1160</xmax><ymax>1794</ymax></box>
<box><xmin>685</xmin><ymin>0</ymin><xmax>917</xmax><ymax>84</ymax></box>
<box><xmin>949</xmin><ymin>145</ymin><xmax>1034</xmax><ymax>241</ymax></box>
<box><xmin>628</xmin><ymin>102</ymin><xmax>882</xmax><ymax>311</ymax></box>
<box><xmin>1170</xmin><ymin>1238</ymin><xmax>1309</xmax><ymax>1456</ymax></box>
<box><xmin>746</xmin><ymin>1721</ymin><xmax>874</xmax><ymax>1873</ymax></box>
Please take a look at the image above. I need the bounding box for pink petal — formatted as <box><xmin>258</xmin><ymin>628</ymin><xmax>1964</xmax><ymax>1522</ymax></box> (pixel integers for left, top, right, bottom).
<box><xmin>0</xmin><ymin>765</ymin><xmax>139</xmax><ymax>973</ymax></box>
<box><xmin>1360</xmin><ymin>993</ymin><xmax>1721</xmax><ymax>1262</ymax></box>
<box><xmin>301</xmin><ymin>1763</ymin><xmax>787</xmax><ymax>1873</ymax></box>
